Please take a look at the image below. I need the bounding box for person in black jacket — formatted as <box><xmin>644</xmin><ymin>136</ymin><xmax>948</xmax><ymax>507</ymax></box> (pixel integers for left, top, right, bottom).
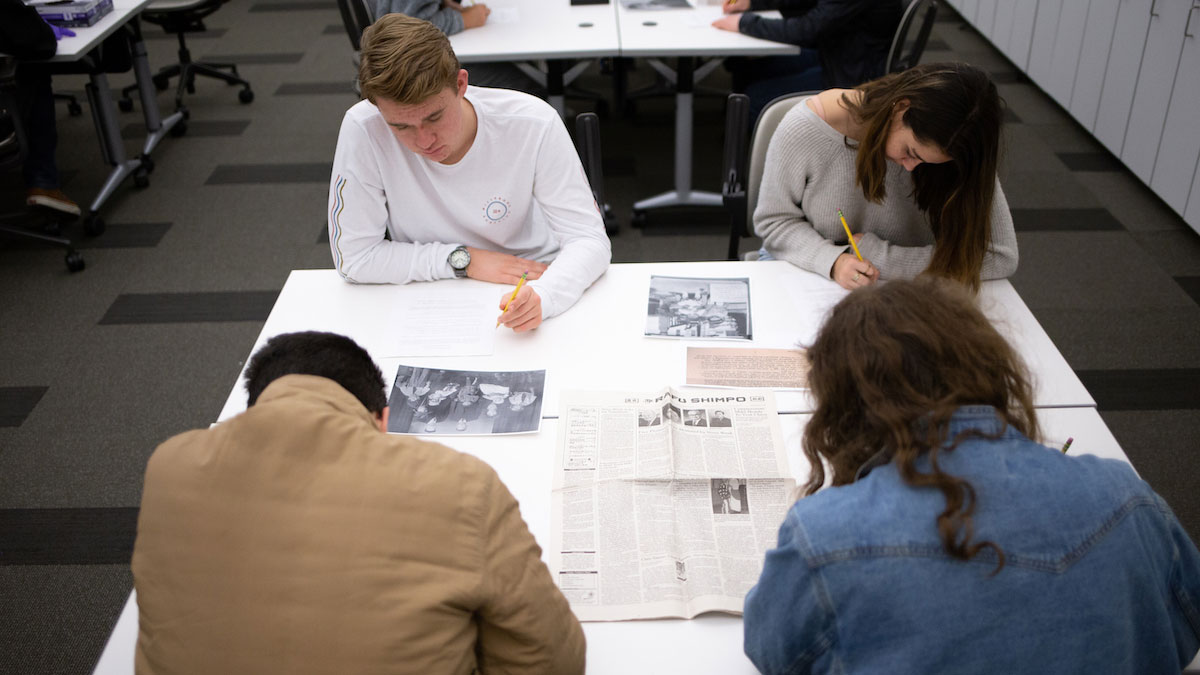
<box><xmin>0</xmin><ymin>0</ymin><xmax>81</xmax><ymax>216</ymax></box>
<box><xmin>713</xmin><ymin>0</ymin><xmax>903</xmax><ymax>121</ymax></box>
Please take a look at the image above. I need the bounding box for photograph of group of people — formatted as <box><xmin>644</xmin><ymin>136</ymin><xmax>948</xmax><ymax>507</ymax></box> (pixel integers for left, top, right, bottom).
<box><xmin>387</xmin><ymin>366</ymin><xmax>546</xmax><ymax>435</ymax></box>
<box><xmin>654</xmin><ymin>404</ymin><xmax>735</xmax><ymax>428</ymax></box>
<box><xmin>645</xmin><ymin>276</ymin><xmax>752</xmax><ymax>340</ymax></box>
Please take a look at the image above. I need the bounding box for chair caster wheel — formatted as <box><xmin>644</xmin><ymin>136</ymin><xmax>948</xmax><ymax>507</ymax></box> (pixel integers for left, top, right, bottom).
<box><xmin>118</xmin><ymin>97</ymin><xmax>134</xmax><ymax>113</ymax></box>
<box><xmin>134</xmin><ymin>169</ymin><xmax>150</xmax><ymax>188</ymax></box>
<box><xmin>170</xmin><ymin>120</ymin><xmax>187</xmax><ymax>137</ymax></box>
<box><xmin>68</xmin><ymin>101</ymin><xmax>83</xmax><ymax>116</ymax></box>
<box><xmin>238</xmin><ymin>88</ymin><xmax>254</xmax><ymax>104</ymax></box>
<box><xmin>65</xmin><ymin>250</ymin><xmax>85</xmax><ymax>272</ymax></box>
<box><xmin>140</xmin><ymin>155</ymin><xmax>155</xmax><ymax>174</ymax></box>
<box><xmin>631</xmin><ymin>210</ymin><xmax>647</xmax><ymax>228</ymax></box>
<box><xmin>153</xmin><ymin>74</ymin><xmax>170</xmax><ymax>91</ymax></box>
<box><xmin>84</xmin><ymin>212</ymin><xmax>105</xmax><ymax>237</ymax></box>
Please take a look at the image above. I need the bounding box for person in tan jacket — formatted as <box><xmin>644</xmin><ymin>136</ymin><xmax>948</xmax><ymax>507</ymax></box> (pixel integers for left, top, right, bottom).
<box><xmin>132</xmin><ymin>331</ymin><xmax>584</xmax><ymax>674</ymax></box>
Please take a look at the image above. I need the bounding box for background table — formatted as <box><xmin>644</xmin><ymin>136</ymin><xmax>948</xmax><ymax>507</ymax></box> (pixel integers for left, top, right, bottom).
<box><xmin>216</xmin><ymin>262</ymin><xmax>1093</xmax><ymax>421</ymax></box>
<box><xmin>91</xmin><ymin>407</ymin><xmax>1151</xmax><ymax>674</ymax></box>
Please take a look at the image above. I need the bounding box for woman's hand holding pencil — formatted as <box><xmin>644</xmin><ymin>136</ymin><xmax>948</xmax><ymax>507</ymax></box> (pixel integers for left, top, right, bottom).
<box><xmin>831</xmin><ymin>209</ymin><xmax>878</xmax><ymax>290</ymax></box>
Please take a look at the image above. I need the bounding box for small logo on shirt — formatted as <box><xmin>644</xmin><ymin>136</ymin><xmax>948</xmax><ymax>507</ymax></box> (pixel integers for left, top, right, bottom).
<box><xmin>484</xmin><ymin>197</ymin><xmax>510</xmax><ymax>223</ymax></box>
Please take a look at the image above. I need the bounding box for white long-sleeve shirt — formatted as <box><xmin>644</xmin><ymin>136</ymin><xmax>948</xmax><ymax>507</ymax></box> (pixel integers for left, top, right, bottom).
<box><xmin>328</xmin><ymin>86</ymin><xmax>611</xmax><ymax>319</ymax></box>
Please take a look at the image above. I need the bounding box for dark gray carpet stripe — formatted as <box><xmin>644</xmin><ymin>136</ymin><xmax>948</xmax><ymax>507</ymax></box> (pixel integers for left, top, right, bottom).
<box><xmin>990</xmin><ymin>71</ymin><xmax>1022</xmax><ymax>84</ymax></box>
<box><xmin>318</xmin><ymin>222</ymin><xmax>328</xmax><ymax>244</ymax></box>
<box><xmin>99</xmin><ymin>291</ymin><xmax>279</xmax><ymax>324</ymax></box>
<box><xmin>925</xmin><ymin>38</ymin><xmax>950</xmax><ymax>51</ymax></box>
<box><xmin>0</xmin><ymin>508</ymin><xmax>138</xmax><ymax>565</ymax></box>
<box><xmin>197</xmin><ymin>53</ymin><xmax>305</xmax><ymax>64</ymax></box>
<box><xmin>76</xmin><ymin>223</ymin><xmax>172</xmax><ymax>249</ymax></box>
<box><xmin>0</xmin><ymin>387</ymin><xmax>48</xmax><ymax>427</ymax></box>
<box><xmin>323</xmin><ymin>23</ymin><xmax>343</xmax><ymax>34</ymax></box>
<box><xmin>1003</xmin><ymin>107</ymin><xmax>1022</xmax><ymax>124</ymax></box>
<box><xmin>142</xmin><ymin>28</ymin><xmax>226</xmax><ymax>39</ymax></box>
<box><xmin>275</xmin><ymin>82</ymin><xmax>355</xmax><ymax>96</ymax></box>
<box><xmin>249</xmin><ymin>0</ymin><xmax>336</xmax><ymax>11</ymax></box>
<box><xmin>1011</xmin><ymin>208</ymin><xmax>1123</xmax><ymax>232</ymax></box>
<box><xmin>1077</xmin><ymin>369</ymin><xmax>1200</xmax><ymax>411</ymax></box>
<box><xmin>1176</xmin><ymin>276</ymin><xmax>1200</xmax><ymax>306</ymax></box>
<box><xmin>122</xmin><ymin>119</ymin><xmax>250</xmax><ymax>139</ymax></box>
<box><xmin>1058</xmin><ymin>152</ymin><xmax>1123</xmax><ymax>172</ymax></box>
<box><xmin>206</xmin><ymin>163</ymin><xmax>331</xmax><ymax>185</ymax></box>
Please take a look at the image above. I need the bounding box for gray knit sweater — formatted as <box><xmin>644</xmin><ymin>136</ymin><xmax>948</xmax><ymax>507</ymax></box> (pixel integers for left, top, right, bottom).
<box><xmin>754</xmin><ymin>98</ymin><xmax>1018</xmax><ymax>281</ymax></box>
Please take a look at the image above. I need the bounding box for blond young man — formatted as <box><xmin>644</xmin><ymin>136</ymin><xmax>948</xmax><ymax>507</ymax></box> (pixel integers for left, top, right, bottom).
<box><xmin>328</xmin><ymin>15</ymin><xmax>611</xmax><ymax>332</ymax></box>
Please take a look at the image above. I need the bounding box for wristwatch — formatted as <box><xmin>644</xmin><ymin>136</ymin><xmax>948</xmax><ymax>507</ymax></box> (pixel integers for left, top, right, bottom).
<box><xmin>448</xmin><ymin>246</ymin><xmax>471</xmax><ymax>279</ymax></box>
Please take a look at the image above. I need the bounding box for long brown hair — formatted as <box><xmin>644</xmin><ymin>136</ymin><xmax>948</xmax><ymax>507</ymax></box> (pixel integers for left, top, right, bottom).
<box><xmin>802</xmin><ymin>278</ymin><xmax>1038</xmax><ymax>571</ymax></box>
<box><xmin>841</xmin><ymin>63</ymin><xmax>1003</xmax><ymax>291</ymax></box>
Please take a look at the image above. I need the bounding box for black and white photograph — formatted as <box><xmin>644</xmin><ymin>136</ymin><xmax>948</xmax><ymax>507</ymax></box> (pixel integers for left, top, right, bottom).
<box><xmin>388</xmin><ymin>366</ymin><xmax>546</xmax><ymax>435</ymax></box>
<box><xmin>645</xmin><ymin>275</ymin><xmax>752</xmax><ymax>340</ymax></box>
<box><xmin>710</xmin><ymin>479</ymin><xmax>750</xmax><ymax>515</ymax></box>
<box><xmin>709</xmin><ymin>410</ymin><xmax>733</xmax><ymax>427</ymax></box>
<box><xmin>681</xmin><ymin>408</ymin><xmax>708</xmax><ymax>427</ymax></box>
<box><xmin>662</xmin><ymin>403</ymin><xmax>682</xmax><ymax>425</ymax></box>
<box><xmin>638</xmin><ymin>409</ymin><xmax>662</xmax><ymax>427</ymax></box>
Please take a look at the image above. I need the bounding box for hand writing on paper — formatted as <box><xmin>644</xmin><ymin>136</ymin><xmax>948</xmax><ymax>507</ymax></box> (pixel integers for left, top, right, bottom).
<box><xmin>461</xmin><ymin>4</ymin><xmax>491</xmax><ymax>29</ymax></box>
<box><xmin>465</xmin><ymin>248</ymin><xmax>547</xmax><ymax>285</ymax></box>
<box><xmin>723</xmin><ymin>0</ymin><xmax>750</xmax><ymax>13</ymax></box>
<box><xmin>497</xmin><ymin>284</ymin><xmax>543</xmax><ymax>332</ymax></box>
<box><xmin>832</xmin><ymin>250</ymin><xmax>878</xmax><ymax>290</ymax></box>
<box><xmin>712</xmin><ymin>14</ymin><xmax>741</xmax><ymax>31</ymax></box>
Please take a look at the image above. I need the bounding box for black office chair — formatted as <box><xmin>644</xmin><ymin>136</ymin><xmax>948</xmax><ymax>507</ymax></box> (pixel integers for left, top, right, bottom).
<box><xmin>0</xmin><ymin>57</ymin><xmax>85</xmax><ymax>272</ymax></box>
<box><xmin>885</xmin><ymin>0</ymin><xmax>939</xmax><ymax>74</ymax></box>
<box><xmin>118</xmin><ymin>0</ymin><xmax>254</xmax><ymax>112</ymax></box>
<box><xmin>575</xmin><ymin>112</ymin><xmax>617</xmax><ymax>236</ymax></box>
<box><xmin>721</xmin><ymin>91</ymin><xmax>811</xmax><ymax>260</ymax></box>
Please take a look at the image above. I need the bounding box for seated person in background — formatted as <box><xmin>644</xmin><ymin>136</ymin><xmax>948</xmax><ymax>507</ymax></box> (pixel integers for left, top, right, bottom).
<box><xmin>713</xmin><ymin>0</ymin><xmax>902</xmax><ymax>121</ymax></box>
<box><xmin>0</xmin><ymin>0</ymin><xmax>81</xmax><ymax>216</ymax></box>
<box><xmin>754</xmin><ymin>62</ymin><xmax>1017</xmax><ymax>291</ymax></box>
<box><xmin>367</xmin><ymin>0</ymin><xmax>491</xmax><ymax>33</ymax></box>
<box><xmin>743</xmin><ymin>279</ymin><xmax>1200</xmax><ymax>673</ymax></box>
<box><xmin>329</xmin><ymin>14</ymin><xmax>610</xmax><ymax>332</ymax></box>
<box><xmin>133</xmin><ymin>331</ymin><xmax>585</xmax><ymax>674</ymax></box>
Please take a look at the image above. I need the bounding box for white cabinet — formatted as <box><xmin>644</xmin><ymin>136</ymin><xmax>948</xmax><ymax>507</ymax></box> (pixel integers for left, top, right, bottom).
<box><xmin>1186</xmin><ymin>152</ymin><xmax>1200</xmax><ymax>234</ymax></box>
<box><xmin>1152</xmin><ymin>3</ymin><xmax>1200</xmax><ymax>216</ymax></box>
<box><xmin>1121</xmin><ymin>0</ymin><xmax>1194</xmax><ymax>183</ymax></box>
<box><xmin>1094</xmin><ymin>0</ymin><xmax>1154</xmax><ymax>154</ymax></box>
<box><xmin>993</xmin><ymin>0</ymin><xmax>1016</xmax><ymax>56</ymax></box>
<box><xmin>1071</xmin><ymin>0</ymin><xmax>1121</xmax><ymax>130</ymax></box>
<box><xmin>1006</xmin><ymin>0</ymin><xmax>1040</xmax><ymax>70</ymax></box>
<box><xmin>1028</xmin><ymin>0</ymin><xmax>1062</xmax><ymax>90</ymax></box>
<box><xmin>1049</xmin><ymin>0</ymin><xmax>1091</xmax><ymax>109</ymax></box>
<box><xmin>976</xmin><ymin>0</ymin><xmax>998</xmax><ymax>39</ymax></box>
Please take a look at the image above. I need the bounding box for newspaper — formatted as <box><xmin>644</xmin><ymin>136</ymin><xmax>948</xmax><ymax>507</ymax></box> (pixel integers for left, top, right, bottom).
<box><xmin>551</xmin><ymin>387</ymin><xmax>795</xmax><ymax>621</ymax></box>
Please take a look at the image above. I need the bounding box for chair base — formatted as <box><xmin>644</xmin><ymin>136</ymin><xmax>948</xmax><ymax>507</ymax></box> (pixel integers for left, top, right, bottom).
<box><xmin>118</xmin><ymin>32</ymin><xmax>253</xmax><ymax>111</ymax></box>
<box><xmin>0</xmin><ymin>211</ymin><xmax>85</xmax><ymax>272</ymax></box>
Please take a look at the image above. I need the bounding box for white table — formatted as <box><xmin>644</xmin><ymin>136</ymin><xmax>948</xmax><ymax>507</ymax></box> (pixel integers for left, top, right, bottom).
<box><xmin>616</xmin><ymin>5</ymin><xmax>798</xmax><ymax>216</ymax></box>
<box><xmin>448</xmin><ymin>0</ymin><xmax>622</xmax><ymax>116</ymax></box>
<box><xmin>93</xmin><ymin>408</ymin><xmax>1162</xmax><ymax>675</ymax></box>
<box><xmin>39</xmin><ymin>0</ymin><xmax>184</xmax><ymax>230</ymax></box>
<box><xmin>215</xmin><ymin>262</ymin><xmax>1093</xmax><ymax>421</ymax></box>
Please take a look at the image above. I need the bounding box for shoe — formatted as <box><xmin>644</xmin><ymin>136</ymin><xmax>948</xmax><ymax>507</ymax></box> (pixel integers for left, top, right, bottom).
<box><xmin>26</xmin><ymin>188</ymin><xmax>81</xmax><ymax>217</ymax></box>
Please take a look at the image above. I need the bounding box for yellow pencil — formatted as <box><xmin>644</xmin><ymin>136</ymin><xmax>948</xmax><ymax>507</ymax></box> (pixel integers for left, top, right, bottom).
<box><xmin>497</xmin><ymin>271</ymin><xmax>528</xmax><ymax>327</ymax></box>
<box><xmin>838</xmin><ymin>209</ymin><xmax>863</xmax><ymax>261</ymax></box>
<box><xmin>1060</xmin><ymin>437</ymin><xmax>1073</xmax><ymax>454</ymax></box>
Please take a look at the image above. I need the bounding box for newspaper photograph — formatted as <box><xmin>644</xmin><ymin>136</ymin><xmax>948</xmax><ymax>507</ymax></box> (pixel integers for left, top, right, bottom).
<box><xmin>387</xmin><ymin>365</ymin><xmax>545</xmax><ymax>435</ymax></box>
<box><xmin>551</xmin><ymin>387</ymin><xmax>795</xmax><ymax>621</ymax></box>
<box><xmin>645</xmin><ymin>275</ymin><xmax>752</xmax><ymax>341</ymax></box>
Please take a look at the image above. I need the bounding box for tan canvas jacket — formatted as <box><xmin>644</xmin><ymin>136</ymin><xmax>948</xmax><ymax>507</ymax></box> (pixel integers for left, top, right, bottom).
<box><xmin>132</xmin><ymin>374</ymin><xmax>584</xmax><ymax>674</ymax></box>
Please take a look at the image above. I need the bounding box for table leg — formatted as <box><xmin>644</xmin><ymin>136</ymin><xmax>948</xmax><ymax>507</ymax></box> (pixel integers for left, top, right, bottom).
<box><xmin>83</xmin><ymin>69</ymin><xmax>141</xmax><ymax>232</ymax></box>
<box><xmin>547</xmin><ymin>60</ymin><xmax>565</xmax><ymax>118</ymax></box>
<box><xmin>632</xmin><ymin>56</ymin><xmax>722</xmax><ymax>222</ymax></box>
<box><xmin>129</xmin><ymin>19</ymin><xmax>184</xmax><ymax>158</ymax></box>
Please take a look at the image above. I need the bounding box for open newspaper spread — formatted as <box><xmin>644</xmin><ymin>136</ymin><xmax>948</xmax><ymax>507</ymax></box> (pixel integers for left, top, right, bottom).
<box><xmin>551</xmin><ymin>388</ymin><xmax>796</xmax><ymax>621</ymax></box>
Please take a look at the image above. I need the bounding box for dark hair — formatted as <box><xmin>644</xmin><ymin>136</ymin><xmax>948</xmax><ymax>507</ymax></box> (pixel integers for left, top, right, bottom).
<box><xmin>802</xmin><ymin>279</ymin><xmax>1039</xmax><ymax>572</ymax></box>
<box><xmin>244</xmin><ymin>331</ymin><xmax>387</xmax><ymax>415</ymax></box>
<box><xmin>842</xmin><ymin>62</ymin><xmax>1003</xmax><ymax>291</ymax></box>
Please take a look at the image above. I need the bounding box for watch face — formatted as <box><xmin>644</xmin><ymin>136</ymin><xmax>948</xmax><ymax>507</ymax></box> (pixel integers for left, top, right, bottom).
<box><xmin>449</xmin><ymin>248</ymin><xmax>470</xmax><ymax>269</ymax></box>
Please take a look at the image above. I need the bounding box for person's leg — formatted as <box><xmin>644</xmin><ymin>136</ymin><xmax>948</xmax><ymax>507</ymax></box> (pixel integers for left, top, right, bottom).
<box><xmin>15</xmin><ymin>64</ymin><xmax>80</xmax><ymax>216</ymax></box>
<box><xmin>466</xmin><ymin>62</ymin><xmax>543</xmax><ymax>95</ymax></box>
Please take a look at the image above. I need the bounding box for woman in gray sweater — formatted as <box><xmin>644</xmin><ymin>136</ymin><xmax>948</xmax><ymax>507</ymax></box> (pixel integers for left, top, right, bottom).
<box><xmin>755</xmin><ymin>62</ymin><xmax>1017</xmax><ymax>291</ymax></box>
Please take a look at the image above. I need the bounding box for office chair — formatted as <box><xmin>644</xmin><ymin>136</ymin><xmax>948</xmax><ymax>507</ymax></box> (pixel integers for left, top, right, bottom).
<box><xmin>335</xmin><ymin>0</ymin><xmax>372</xmax><ymax>96</ymax></box>
<box><xmin>0</xmin><ymin>57</ymin><xmax>85</xmax><ymax>272</ymax></box>
<box><xmin>575</xmin><ymin>112</ymin><xmax>617</xmax><ymax>236</ymax></box>
<box><xmin>885</xmin><ymin>0</ymin><xmax>938</xmax><ymax>73</ymax></box>
<box><xmin>117</xmin><ymin>0</ymin><xmax>254</xmax><ymax>113</ymax></box>
<box><xmin>721</xmin><ymin>91</ymin><xmax>810</xmax><ymax>260</ymax></box>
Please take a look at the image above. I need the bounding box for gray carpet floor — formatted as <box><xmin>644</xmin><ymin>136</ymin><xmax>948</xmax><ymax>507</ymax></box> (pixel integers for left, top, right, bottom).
<box><xmin>1</xmin><ymin>3</ymin><xmax>1198</xmax><ymax>673</ymax></box>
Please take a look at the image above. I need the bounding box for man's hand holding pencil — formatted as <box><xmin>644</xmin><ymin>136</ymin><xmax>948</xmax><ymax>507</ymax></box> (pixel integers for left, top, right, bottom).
<box><xmin>497</xmin><ymin>271</ymin><xmax>543</xmax><ymax>332</ymax></box>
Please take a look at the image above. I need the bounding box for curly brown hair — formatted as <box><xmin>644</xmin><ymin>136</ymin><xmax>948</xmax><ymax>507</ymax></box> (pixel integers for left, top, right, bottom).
<box><xmin>840</xmin><ymin>62</ymin><xmax>1003</xmax><ymax>292</ymax></box>
<box><xmin>802</xmin><ymin>278</ymin><xmax>1039</xmax><ymax>571</ymax></box>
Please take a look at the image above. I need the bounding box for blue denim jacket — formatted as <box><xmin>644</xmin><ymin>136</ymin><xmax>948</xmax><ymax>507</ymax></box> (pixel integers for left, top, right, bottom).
<box><xmin>744</xmin><ymin>407</ymin><xmax>1200</xmax><ymax>674</ymax></box>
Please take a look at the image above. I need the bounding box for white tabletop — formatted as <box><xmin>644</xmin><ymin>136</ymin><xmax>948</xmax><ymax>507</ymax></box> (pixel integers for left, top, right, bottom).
<box><xmin>43</xmin><ymin>0</ymin><xmax>153</xmax><ymax>62</ymax></box>
<box><xmin>615</xmin><ymin>5</ymin><xmax>798</xmax><ymax>58</ymax></box>
<box><xmin>217</xmin><ymin>262</ymin><xmax>1093</xmax><ymax>421</ymax></box>
<box><xmin>91</xmin><ymin>408</ymin><xmax>1147</xmax><ymax>675</ymax></box>
<box><xmin>448</xmin><ymin>0</ymin><xmax>621</xmax><ymax>62</ymax></box>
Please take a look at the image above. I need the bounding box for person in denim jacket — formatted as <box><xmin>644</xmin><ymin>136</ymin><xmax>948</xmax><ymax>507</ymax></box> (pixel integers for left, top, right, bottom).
<box><xmin>744</xmin><ymin>278</ymin><xmax>1200</xmax><ymax>673</ymax></box>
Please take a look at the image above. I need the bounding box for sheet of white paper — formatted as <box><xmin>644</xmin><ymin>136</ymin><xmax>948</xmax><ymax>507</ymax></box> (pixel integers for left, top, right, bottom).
<box><xmin>389</xmin><ymin>288</ymin><xmax>497</xmax><ymax>357</ymax></box>
<box><xmin>783</xmin><ymin>286</ymin><xmax>849</xmax><ymax>348</ymax></box>
<box><xmin>490</xmin><ymin>7</ymin><xmax>519</xmax><ymax>24</ymax></box>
